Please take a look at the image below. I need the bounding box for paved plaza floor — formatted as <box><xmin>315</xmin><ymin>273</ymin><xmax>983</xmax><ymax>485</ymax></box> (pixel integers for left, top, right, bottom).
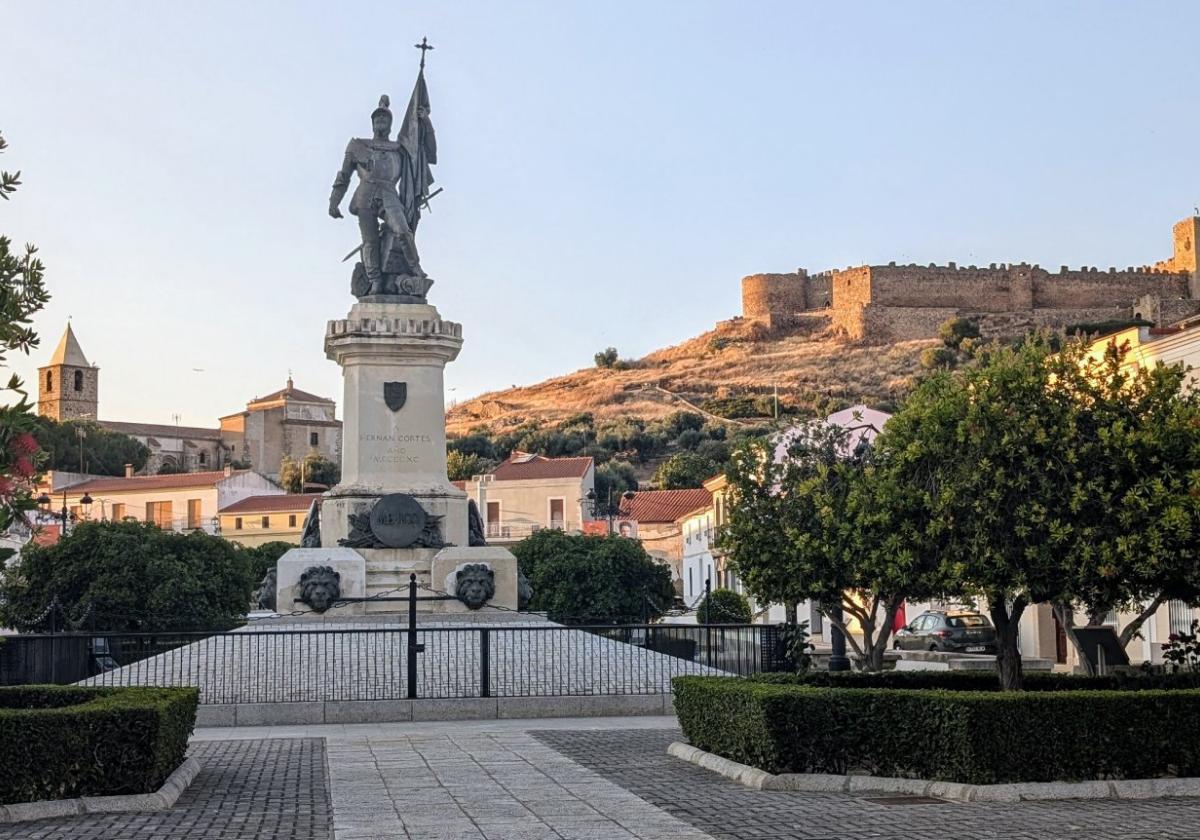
<box><xmin>5</xmin><ymin>716</ymin><xmax>1200</xmax><ymax>840</ymax></box>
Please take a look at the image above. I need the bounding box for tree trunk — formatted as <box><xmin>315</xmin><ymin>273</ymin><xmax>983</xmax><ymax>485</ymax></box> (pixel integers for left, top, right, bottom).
<box><xmin>989</xmin><ymin>595</ymin><xmax>1027</xmax><ymax>690</ymax></box>
<box><xmin>864</xmin><ymin>599</ymin><xmax>903</xmax><ymax>672</ymax></box>
<box><xmin>1052</xmin><ymin>602</ymin><xmax>1097</xmax><ymax>676</ymax></box>
<box><xmin>1119</xmin><ymin>592</ymin><xmax>1168</xmax><ymax>649</ymax></box>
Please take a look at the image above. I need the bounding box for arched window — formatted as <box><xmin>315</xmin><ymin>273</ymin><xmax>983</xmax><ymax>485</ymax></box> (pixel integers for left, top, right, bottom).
<box><xmin>74</xmin><ymin>370</ymin><xmax>84</xmax><ymax>391</ymax></box>
<box><xmin>45</xmin><ymin>370</ymin><xmax>53</xmax><ymax>393</ymax></box>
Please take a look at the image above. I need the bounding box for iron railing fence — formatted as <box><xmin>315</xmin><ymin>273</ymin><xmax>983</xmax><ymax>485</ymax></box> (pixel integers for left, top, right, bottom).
<box><xmin>0</xmin><ymin>623</ymin><xmax>787</xmax><ymax>703</ymax></box>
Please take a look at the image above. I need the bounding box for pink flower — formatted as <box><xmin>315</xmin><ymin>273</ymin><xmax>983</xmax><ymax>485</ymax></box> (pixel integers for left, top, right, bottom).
<box><xmin>8</xmin><ymin>433</ymin><xmax>38</xmax><ymax>456</ymax></box>
<box><xmin>1169</xmin><ymin>633</ymin><xmax>1181</xmax><ymax>642</ymax></box>
<box><xmin>12</xmin><ymin>457</ymin><xmax>34</xmax><ymax>478</ymax></box>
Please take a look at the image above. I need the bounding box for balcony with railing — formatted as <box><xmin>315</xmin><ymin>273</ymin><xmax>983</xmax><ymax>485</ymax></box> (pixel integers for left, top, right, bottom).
<box><xmin>485</xmin><ymin>520</ymin><xmax>570</xmax><ymax>542</ymax></box>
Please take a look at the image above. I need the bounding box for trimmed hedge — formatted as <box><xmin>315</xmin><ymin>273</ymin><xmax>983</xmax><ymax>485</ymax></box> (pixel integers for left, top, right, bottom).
<box><xmin>0</xmin><ymin>685</ymin><xmax>199</xmax><ymax>804</ymax></box>
<box><xmin>673</xmin><ymin>676</ymin><xmax>1200</xmax><ymax>784</ymax></box>
<box><xmin>748</xmin><ymin>669</ymin><xmax>1200</xmax><ymax>692</ymax></box>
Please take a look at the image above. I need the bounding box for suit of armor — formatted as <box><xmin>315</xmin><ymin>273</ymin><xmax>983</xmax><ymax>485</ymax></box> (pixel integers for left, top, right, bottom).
<box><xmin>329</xmin><ymin>101</ymin><xmax>436</xmax><ymax>297</ymax></box>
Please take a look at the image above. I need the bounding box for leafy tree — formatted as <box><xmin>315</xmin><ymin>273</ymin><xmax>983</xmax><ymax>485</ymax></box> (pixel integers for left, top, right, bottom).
<box><xmin>0</xmin><ymin>520</ymin><xmax>254</xmax><ymax>631</ymax></box>
<box><xmin>594</xmin><ymin>461</ymin><xmax>637</xmax><ymax>501</ymax></box>
<box><xmin>446</xmin><ymin>450</ymin><xmax>496</xmax><ymax>481</ymax></box>
<box><xmin>594</xmin><ymin>347</ymin><xmax>618</xmax><ymax>368</ymax></box>
<box><xmin>722</xmin><ymin>421</ymin><xmax>948</xmax><ymax>671</ymax></box>
<box><xmin>238</xmin><ymin>540</ymin><xmax>295</xmax><ymax>583</ymax></box>
<box><xmin>512</xmin><ymin>529</ymin><xmax>673</xmax><ymax>623</ymax></box>
<box><xmin>0</xmin><ymin>131</ymin><xmax>51</xmax><ymax>531</ymax></box>
<box><xmin>279</xmin><ymin>453</ymin><xmax>340</xmax><ymax>493</ymax></box>
<box><xmin>871</xmin><ymin>335</ymin><xmax>1132</xmax><ymax>689</ymax></box>
<box><xmin>447</xmin><ymin>432</ymin><xmax>498</xmax><ymax>461</ymax></box>
<box><xmin>696</xmin><ymin>588</ymin><xmax>752</xmax><ymax>624</ymax></box>
<box><xmin>32</xmin><ymin>418</ymin><xmax>151</xmax><ymax>476</ymax></box>
<box><xmin>1045</xmin><ymin>339</ymin><xmax>1200</xmax><ymax>671</ymax></box>
<box><xmin>653</xmin><ymin>452</ymin><xmax>718</xmax><ymax>490</ymax></box>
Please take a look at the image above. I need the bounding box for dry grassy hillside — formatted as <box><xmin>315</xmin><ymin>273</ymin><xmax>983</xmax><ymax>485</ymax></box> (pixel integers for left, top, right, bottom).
<box><xmin>446</xmin><ymin>313</ymin><xmax>936</xmax><ymax>436</ymax></box>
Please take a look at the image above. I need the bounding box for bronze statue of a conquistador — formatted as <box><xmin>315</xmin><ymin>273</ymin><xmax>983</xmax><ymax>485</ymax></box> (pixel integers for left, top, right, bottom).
<box><xmin>330</xmin><ymin>53</ymin><xmax>437</xmax><ymax>300</ymax></box>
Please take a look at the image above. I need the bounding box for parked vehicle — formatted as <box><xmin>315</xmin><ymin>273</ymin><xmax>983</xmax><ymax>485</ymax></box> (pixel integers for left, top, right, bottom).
<box><xmin>893</xmin><ymin>609</ymin><xmax>998</xmax><ymax>654</ymax></box>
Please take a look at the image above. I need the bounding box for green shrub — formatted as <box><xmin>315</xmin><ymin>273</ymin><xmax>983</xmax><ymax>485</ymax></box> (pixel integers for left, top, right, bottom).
<box><xmin>920</xmin><ymin>346</ymin><xmax>958</xmax><ymax>370</ymax></box>
<box><xmin>673</xmin><ymin>676</ymin><xmax>1200</xmax><ymax>783</ymax></box>
<box><xmin>594</xmin><ymin>347</ymin><xmax>619</xmax><ymax>368</ymax></box>
<box><xmin>747</xmin><ymin>669</ymin><xmax>1200</xmax><ymax>691</ymax></box>
<box><xmin>0</xmin><ymin>685</ymin><xmax>198</xmax><ymax>803</ymax></box>
<box><xmin>700</xmin><ymin>395</ymin><xmax>762</xmax><ymax>419</ymax></box>
<box><xmin>939</xmin><ymin>317</ymin><xmax>981</xmax><ymax>349</ymax></box>
<box><xmin>0</xmin><ymin>520</ymin><xmax>254</xmax><ymax>632</ymax></box>
<box><xmin>697</xmin><ymin>589</ymin><xmax>752</xmax><ymax>624</ymax></box>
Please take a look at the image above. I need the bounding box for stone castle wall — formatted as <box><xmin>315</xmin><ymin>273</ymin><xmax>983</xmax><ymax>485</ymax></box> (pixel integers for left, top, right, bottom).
<box><xmin>742</xmin><ymin>217</ymin><xmax>1200</xmax><ymax>342</ymax></box>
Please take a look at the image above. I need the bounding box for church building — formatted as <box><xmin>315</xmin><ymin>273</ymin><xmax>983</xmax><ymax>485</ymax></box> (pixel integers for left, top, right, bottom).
<box><xmin>36</xmin><ymin>324</ymin><xmax>343</xmax><ymax>479</ymax></box>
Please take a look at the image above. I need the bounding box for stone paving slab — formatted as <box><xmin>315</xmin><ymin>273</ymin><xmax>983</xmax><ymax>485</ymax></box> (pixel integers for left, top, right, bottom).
<box><xmin>0</xmin><ymin>738</ymin><xmax>331</xmax><ymax>839</ymax></box>
<box><xmin>535</xmin><ymin>727</ymin><xmax>1200</xmax><ymax>840</ymax></box>
<box><xmin>324</xmin><ymin>729</ymin><xmax>714</xmax><ymax>840</ymax></box>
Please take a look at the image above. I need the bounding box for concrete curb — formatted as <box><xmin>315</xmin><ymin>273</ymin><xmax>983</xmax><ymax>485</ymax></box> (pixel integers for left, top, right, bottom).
<box><xmin>196</xmin><ymin>694</ymin><xmax>673</xmax><ymax>726</ymax></box>
<box><xmin>666</xmin><ymin>743</ymin><xmax>1200</xmax><ymax>802</ymax></box>
<box><xmin>0</xmin><ymin>757</ymin><xmax>202</xmax><ymax>823</ymax></box>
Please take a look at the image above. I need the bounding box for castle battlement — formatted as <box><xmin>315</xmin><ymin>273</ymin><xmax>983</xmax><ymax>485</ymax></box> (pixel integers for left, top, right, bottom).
<box><xmin>742</xmin><ymin>216</ymin><xmax>1200</xmax><ymax>342</ymax></box>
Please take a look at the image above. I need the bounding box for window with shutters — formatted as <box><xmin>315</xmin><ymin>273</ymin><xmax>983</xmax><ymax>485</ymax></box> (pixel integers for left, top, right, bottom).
<box><xmin>187</xmin><ymin>499</ymin><xmax>202</xmax><ymax>530</ymax></box>
<box><xmin>145</xmin><ymin>501</ymin><xmax>172</xmax><ymax>528</ymax></box>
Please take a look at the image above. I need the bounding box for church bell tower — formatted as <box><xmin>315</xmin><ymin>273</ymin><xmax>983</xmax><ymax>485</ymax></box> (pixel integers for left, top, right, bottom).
<box><xmin>37</xmin><ymin>323</ymin><xmax>99</xmax><ymax>422</ymax></box>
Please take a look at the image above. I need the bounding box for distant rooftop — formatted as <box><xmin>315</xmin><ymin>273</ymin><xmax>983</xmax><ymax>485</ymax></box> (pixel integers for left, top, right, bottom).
<box><xmin>248</xmin><ymin>377</ymin><xmax>335</xmax><ymax>407</ymax></box>
<box><xmin>66</xmin><ymin>469</ymin><xmax>252</xmax><ymax>495</ymax></box>
<box><xmin>489</xmin><ymin>453</ymin><xmax>594</xmax><ymax>482</ymax></box>
<box><xmin>219</xmin><ymin>493</ymin><xmax>320</xmax><ymax>514</ymax></box>
<box><xmin>624</xmin><ymin>488</ymin><xmax>713</xmax><ymax>524</ymax></box>
<box><xmin>101</xmin><ymin>420</ymin><xmax>222</xmax><ymax>440</ymax></box>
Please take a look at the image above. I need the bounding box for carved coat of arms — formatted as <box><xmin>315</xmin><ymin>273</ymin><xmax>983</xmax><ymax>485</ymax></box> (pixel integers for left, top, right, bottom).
<box><xmin>384</xmin><ymin>381</ymin><xmax>407</xmax><ymax>411</ymax></box>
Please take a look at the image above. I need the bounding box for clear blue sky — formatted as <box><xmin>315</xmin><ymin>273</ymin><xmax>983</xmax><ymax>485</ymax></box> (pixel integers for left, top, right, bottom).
<box><xmin>4</xmin><ymin>1</ymin><xmax>1199</xmax><ymax>427</ymax></box>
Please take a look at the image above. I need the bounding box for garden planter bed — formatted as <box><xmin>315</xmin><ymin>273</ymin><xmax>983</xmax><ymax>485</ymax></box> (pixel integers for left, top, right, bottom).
<box><xmin>672</xmin><ymin>674</ymin><xmax>1200</xmax><ymax>785</ymax></box>
<box><xmin>667</xmin><ymin>741</ymin><xmax>1200</xmax><ymax>802</ymax></box>
<box><xmin>0</xmin><ymin>685</ymin><xmax>199</xmax><ymax>806</ymax></box>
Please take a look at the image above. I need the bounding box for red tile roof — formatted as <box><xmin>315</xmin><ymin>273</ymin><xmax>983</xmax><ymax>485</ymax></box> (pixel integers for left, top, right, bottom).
<box><xmin>67</xmin><ymin>470</ymin><xmax>250</xmax><ymax>494</ymax></box>
<box><xmin>450</xmin><ymin>480</ymin><xmax>467</xmax><ymax>491</ymax></box>
<box><xmin>622</xmin><ymin>488</ymin><xmax>712</xmax><ymax>523</ymax></box>
<box><xmin>490</xmin><ymin>453</ymin><xmax>593</xmax><ymax>481</ymax></box>
<box><xmin>219</xmin><ymin>493</ymin><xmax>322</xmax><ymax>514</ymax></box>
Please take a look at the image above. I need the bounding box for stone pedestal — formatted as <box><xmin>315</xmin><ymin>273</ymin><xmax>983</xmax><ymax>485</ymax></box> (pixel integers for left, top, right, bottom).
<box><xmin>320</xmin><ymin>301</ymin><xmax>468</xmax><ymax>548</ymax></box>
<box><xmin>270</xmin><ymin>298</ymin><xmax>524</xmax><ymax>617</ymax></box>
<box><xmin>275</xmin><ymin>547</ymin><xmax>366</xmax><ymax>617</ymax></box>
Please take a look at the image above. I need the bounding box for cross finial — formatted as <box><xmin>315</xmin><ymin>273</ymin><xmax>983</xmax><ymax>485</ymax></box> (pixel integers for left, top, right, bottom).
<box><xmin>414</xmin><ymin>36</ymin><xmax>434</xmax><ymax>71</ymax></box>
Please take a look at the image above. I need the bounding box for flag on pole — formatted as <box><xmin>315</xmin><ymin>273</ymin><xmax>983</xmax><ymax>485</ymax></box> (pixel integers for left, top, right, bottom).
<box><xmin>396</xmin><ymin>69</ymin><xmax>436</xmax><ymax>233</ymax></box>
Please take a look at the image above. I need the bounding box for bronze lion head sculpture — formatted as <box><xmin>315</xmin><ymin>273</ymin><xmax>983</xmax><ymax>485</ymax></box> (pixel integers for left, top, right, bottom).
<box><xmin>298</xmin><ymin>565</ymin><xmax>341</xmax><ymax>613</ymax></box>
<box><xmin>455</xmin><ymin>563</ymin><xmax>495</xmax><ymax>610</ymax></box>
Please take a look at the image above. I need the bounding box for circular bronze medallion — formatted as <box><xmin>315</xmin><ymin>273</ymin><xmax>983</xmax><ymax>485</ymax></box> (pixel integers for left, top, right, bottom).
<box><xmin>369</xmin><ymin>493</ymin><xmax>427</xmax><ymax>548</ymax></box>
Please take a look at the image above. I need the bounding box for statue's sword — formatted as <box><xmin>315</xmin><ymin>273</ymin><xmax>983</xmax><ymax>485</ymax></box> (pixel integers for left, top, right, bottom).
<box><xmin>340</xmin><ymin>188</ymin><xmax>444</xmax><ymax>263</ymax></box>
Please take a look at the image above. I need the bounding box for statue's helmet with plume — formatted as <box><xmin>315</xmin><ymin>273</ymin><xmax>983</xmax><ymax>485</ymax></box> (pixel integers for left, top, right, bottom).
<box><xmin>371</xmin><ymin>95</ymin><xmax>392</xmax><ymax>123</ymax></box>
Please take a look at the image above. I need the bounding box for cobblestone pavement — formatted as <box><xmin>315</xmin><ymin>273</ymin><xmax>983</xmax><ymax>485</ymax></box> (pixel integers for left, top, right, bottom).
<box><xmin>82</xmin><ymin>619</ymin><xmax>728</xmax><ymax>703</ymax></box>
<box><xmin>0</xmin><ymin>738</ymin><xmax>331</xmax><ymax>840</ymax></box>
<box><xmin>324</xmin><ymin>729</ymin><xmax>712</xmax><ymax>840</ymax></box>
<box><xmin>534</xmin><ymin>728</ymin><xmax>1200</xmax><ymax>840</ymax></box>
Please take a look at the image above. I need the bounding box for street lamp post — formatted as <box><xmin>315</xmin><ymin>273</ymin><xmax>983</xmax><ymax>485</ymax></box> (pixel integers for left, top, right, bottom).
<box><xmin>584</xmin><ymin>488</ymin><xmax>636</xmax><ymax>535</ymax></box>
<box><xmin>36</xmin><ymin>489</ymin><xmax>93</xmax><ymax>534</ymax></box>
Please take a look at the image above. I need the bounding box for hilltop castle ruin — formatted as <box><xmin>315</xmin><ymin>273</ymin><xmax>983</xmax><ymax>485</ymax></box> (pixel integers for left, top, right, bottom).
<box><xmin>742</xmin><ymin>216</ymin><xmax>1200</xmax><ymax>342</ymax></box>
